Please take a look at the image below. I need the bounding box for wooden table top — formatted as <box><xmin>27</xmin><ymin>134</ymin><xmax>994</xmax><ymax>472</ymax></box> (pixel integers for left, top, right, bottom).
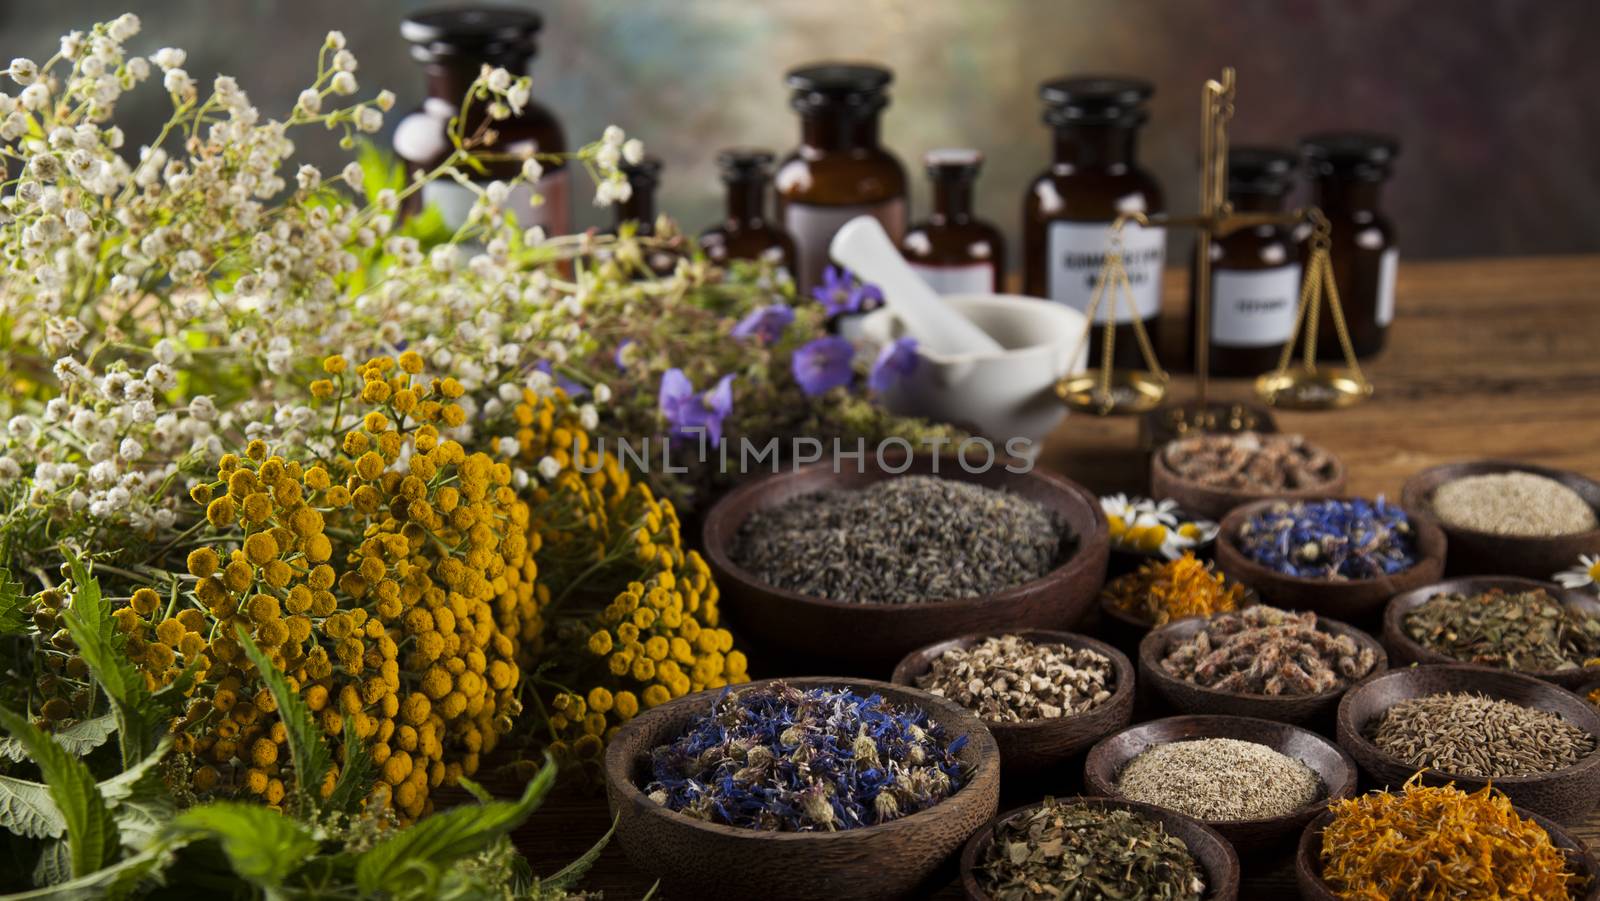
<box><xmin>513</xmin><ymin>254</ymin><xmax>1600</xmax><ymax>899</ymax></box>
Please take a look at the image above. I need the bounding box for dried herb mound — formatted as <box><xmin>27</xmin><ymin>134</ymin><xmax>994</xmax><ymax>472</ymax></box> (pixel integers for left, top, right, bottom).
<box><xmin>1369</xmin><ymin>691</ymin><xmax>1597</xmax><ymax>778</ymax></box>
<box><xmin>1320</xmin><ymin>778</ymin><xmax>1582</xmax><ymax>901</ymax></box>
<box><xmin>729</xmin><ymin>475</ymin><xmax>1067</xmax><ymax>604</ymax></box>
<box><xmin>1238</xmin><ymin>498</ymin><xmax>1417</xmax><ymax>581</ymax></box>
<box><xmin>916</xmin><ymin>634</ymin><xmax>1115</xmax><ymax>723</ymax></box>
<box><xmin>644</xmin><ymin>682</ymin><xmax>969</xmax><ymax>832</ymax></box>
<box><xmin>1101</xmin><ymin>552</ymin><xmax>1249</xmax><ymax>626</ymax></box>
<box><xmin>1404</xmin><ymin>587</ymin><xmax>1600</xmax><ymax>673</ymax></box>
<box><xmin>1116</xmin><ymin>738</ymin><xmax>1323</xmax><ymax>821</ymax></box>
<box><xmin>977</xmin><ymin>800</ymin><xmax>1205</xmax><ymax>901</ymax></box>
<box><xmin>1432</xmin><ymin>471</ymin><xmax>1598</xmax><ymax>537</ymax></box>
<box><xmin>1161</xmin><ymin>606</ymin><xmax>1377</xmax><ymax>695</ymax></box>
<box><xmin>1163</xmin><ymin>431</ymin><xmax>1339</xmax><ymax>492</ymax></box>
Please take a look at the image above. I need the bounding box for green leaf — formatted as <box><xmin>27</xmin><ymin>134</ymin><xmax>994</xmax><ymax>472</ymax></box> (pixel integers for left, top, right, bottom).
<box><xmin>544</xmin><ymin>813</ymin><xmax>616</xmax><ymax>891</ymax></box>
<box><xmin>356</xmin><ymin>140</ymin><xmax>406</xmax><ymax>200</ymax></box>
<box><xmin>100</xmin><ymin>737</ymin><xmax>175</xmax><ymax>852</ymax></box>
<box><xmin>0</xmin><ymin>705</ymin><xmax>118</xmax><ymax>879</ymax></box>
<box><xmin>0</xmin><ymin>714</ymin><xmax>117</xmax><ymax>762</ymax></box>
<box><xmin>166</xmin><ymin>802</ymin><xmax>317</xmax><ymax>890</ymax></box>
<box><xmin>325</xmin><ymin>715</ymin><xmax>373</xmax><ymax>814</ymax></box>
<box><xmin>455</xmin><ymin>775</ymin><xmax>493</xmax><ymax>806</ymax></box>
<box><xmin>353</xmin><ymin>758</ymin><xmax>557</xmax><ymax>896</ymax></box>
<box><xmin>0</xmin><ymin>568</ymin><xmax>27</xmax><ymax>635</ymax></box>
<box><xmin>6</xmin><ymin>844</ymin><xmax>178</xmax><ymax>900</ymax></box>
<box><xmin>58</xmin><ymin>552</ymin><xmax>157</xmax><ymax>769</ymax></box>
<box><xmin>0</xmin><ymin>775</ymin><xmax>66</xmax><ymax>839</ymax></box>
<box><xmin>60</xmin><ymin>551</ymin><xmax>110</xmax><ymax>647</ymax></box>
<box><xmin>31</xmin><ymin>838</ymin><xmax>69</xmax><ymax>887</ymax></box>
<box><xmin>234</xmin><ymin>625</ymin><xmax>332</xmax><ymax>805</ymax></box>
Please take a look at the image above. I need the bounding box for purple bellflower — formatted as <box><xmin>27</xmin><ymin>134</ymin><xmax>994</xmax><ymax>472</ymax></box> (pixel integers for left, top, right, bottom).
<box><xmin>868</xmin><ymin>337</ymin><xmax>919</xmax><ymax>393</ymax></box>
<box><xmin>731</xmin><ymin>304</ymin><xmax>796</xmax><ymax>344</ymax></box>
<box><xmin>659</xmin><ymin>368</ymin><xmax>735</xmax><ymax>447</ymax></box>
<box><xmin>791</xmin><ymin>336</ymin><xmax>856</xmax><ymax>397</ymax></box>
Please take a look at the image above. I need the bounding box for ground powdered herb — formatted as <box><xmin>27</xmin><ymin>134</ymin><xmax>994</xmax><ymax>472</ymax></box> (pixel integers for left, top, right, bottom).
<box><xmin>1163</xmin><ymin>431</ymin><xmax>1339</xmax><ymax>492</ymax></box>
<box><xmin>1237</xmin><ymin>498</ymin><xmax>1417</xmax><ymax>580</ymax></box>
<box><xmin>1320</xmin><ymin>776</ymin><xmax>1582</xmax><ymax>901</ymax></box>
<box><xmin>916</xmin><ymin>634</ymin><xmax>1114</xmax><ymax>723</ymax></box>
<box><xmin>976</xmin><ymin>799</ymin><xmax>1206</xmax><ymax>901</ymax></box>
<box><xmin>1116</xmin><ymin>737</ymin><xmax>1323</xmax><ymax>821</ymax></box>
<box><xmin>1101</xmin><ymin>552</ymin><xmax>1249</xmax><ymax>626</ymax></box>
<box><xmin>1160</xmin><ymin>606</ymin><xmax>1377</xmax><ymax>695</ymax></box>
<box><xmin>1369</xmin><ymin>691</ymin><xmax>1597</xmax><ymax>778</ymax></box>
<box><xmin>1404</xmin><ymin>587</ymin><xmax>1600</xmax><ymax>673</ymax></box>
<box><xmin>730</xmin><ymin>475</ymin><xmax>1066</xmax><ymax>604</ymax></box>
<box><xmin>1432</xmin><ymin>471</ymin><xmax>1598</xmax><ymax>537</ymax></box>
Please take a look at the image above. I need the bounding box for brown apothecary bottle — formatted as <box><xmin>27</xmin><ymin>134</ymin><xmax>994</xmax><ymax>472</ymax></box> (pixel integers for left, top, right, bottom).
<box><xmin>1299</xmin><ymin>132</ymin><xmax>1400</xmax><ymax>359</ymax></box>
<box><xmin>699</xmin><ymin>149</ymin><xmax>796</xmax><ymax>272</ymax></box>
<box><xmin>610</xmin><ymin>156</ymin><xmax>679</xmax><ymax>277</ymax></box>
<box><xmin>1022</xmin><ymin>76</ymin><xmax>1166</xmax><ymax>368</ymax></box>
<box><xmin>901</xmin><ymin>149</ymin><xmax>1005</xmax><ymax>294</ymax></box>
<box><xmin>775</xmin><ymin>63</ymin><xmax>908</xmax><ymax>294</ymax></box>
<box><xmin>395</xmin><ymin>7</ymin><xmax>569</xmax><ymax>233</ymax></box>
<box><xmin>1188</xmin><ymin>147</ymin><xmax>1303</xmax><ymax>377</ymax></box>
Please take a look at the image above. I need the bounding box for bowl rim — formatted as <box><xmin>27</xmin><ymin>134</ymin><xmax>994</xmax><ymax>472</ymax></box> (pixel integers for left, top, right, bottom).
<box><xmin>1139</xmin><ymin>610</ymin><xmax>1387</xmax><ymax>706</ymax></box>
<box><xmin>1383</xmin><ymin>575</ymin><xmax>1600</xmax><ymax>681</ymax></box>
<box><xmin>602</xmin><ymin>675</ymin><xmax>1000</xmax><ymax>843</ymax></box>
<box><xmin>1082</xmin><ymin>713</ymin><xmax>1358</xmax><ymax>829</ymax></box>
<box><xmin>701</xmin><ymin>459</ymin><xmax>1109</xmax><ymax>613</ymax></box>
<box><xmin>958</xmin><ymin>794</ymin><xmax>1240</xmax><ymax>900</ymax></box>
<box><xmin>887</xmin><ymin>629</ymin><xmax>1134</xmax><ymax>732</ymax></box>
<box><xmin>1152</xmin><ymin>432</ymin><xmax>1346</xmax><ymax>503</ymax></box>
<box><xmin>1399</xmin><ymin>459</ymin><xmax>1600</xmax><ymax>546</ymax></box>
<box><xmin>1335</xmin><ymin>663</ymin><xmax>1600</xmax><ymax>786</ymax></box>
<box><xmin>1217</xmin><ymin>496</ymin><xmax>1447</xmax><ymax>589</ymax></box>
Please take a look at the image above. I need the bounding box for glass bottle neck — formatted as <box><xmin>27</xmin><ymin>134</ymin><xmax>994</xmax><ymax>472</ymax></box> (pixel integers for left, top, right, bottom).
<box><xmin>723</xmin><ymin>178</ymin><xmax>768</xmax><ymax>225</ymax></box>
<box><xmin>1051</xmin><ymin>125</ymin><xmax>1139</xmax><ymax>169</ymax></box>
<box><xmin>800</xmin><ymin>110</ymin><xmax>883</xmax><ymax>152</ymax></box>
<box><xmin>1314</xmin><ymin>176</ymin><xmax>1384</xmax><ymax>211</ymax></box>
<box><xmin>931</xmin><ymin>178</ymin><xmax>975</xmax><ymax>222</ymax></box>
<box><xmin>617</xmin><ymin>189</ymin><xmax>656</xmax><ymax>229</ymax></box>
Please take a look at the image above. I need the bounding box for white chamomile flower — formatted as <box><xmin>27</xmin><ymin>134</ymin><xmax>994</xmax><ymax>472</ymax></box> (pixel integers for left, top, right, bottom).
<box><xmin>1555</xmin><ymin>555</ymin><xmax>1600</xmax><ymax>591</ymax></box>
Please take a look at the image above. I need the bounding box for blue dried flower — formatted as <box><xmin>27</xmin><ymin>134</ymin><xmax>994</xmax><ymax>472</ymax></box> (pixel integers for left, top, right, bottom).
<box><xmin>1238</xmin><ymin>497</ymin><xmax>1417</xmax><ymax>580</ymax></box>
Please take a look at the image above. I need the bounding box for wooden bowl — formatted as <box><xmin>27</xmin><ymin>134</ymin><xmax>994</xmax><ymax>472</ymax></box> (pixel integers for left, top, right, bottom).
<box><xmin>1151</xmin><ymin>435</ymin><xmax>1346</xmax><ymax>522</ymax></box>
<box><xmin>959</xmin><ymin>796</ymin><xmax>1240</xmax><ymax>901</ymax></box>
<box><xmin>1083</xmin><ymin>715</ymin><xmax>1357</xmax><ymax>853</ymax></box>
<box><xmin>1382</xmin><ymin>576</ymin><xmax>1600</xmax><ymax>691</ymax></box>
<box><xmin>1335</xmin><ymin>664</ymin><xmax>1600</xmax><ymax>823</ymax></box>
<box><xmin>1295</xmin><ymin>804</ymin><xmax>1600</xmax><ymax>901</ymax></box>
<box><xmin>1139</xmin><ymin>613</ymin><xmax>1387</xmax><ymax>728</ymax></box>
<box><xmin>702</xmin><ymin>457</ymin><xmax>1109</xmax><ymax>674</ymax></box>
<box><xmin>603</xmin><ymin>676</ymin><xmax>1001</xmax><ymax>901</ymax></box>
<box><xmin>889</xmin><ymin>630</ymin><xmax>1135</xmax><ymax>781</ymax></box>
<box><xmin>1214</xmin><ymin>497</ymin><xmax>1447</xmax><ymax>624</ymax></box>
<box><xmin>1401</xmin><ymin>460</ymin><xmax>1600</xmax><ymax>580</ymax></box>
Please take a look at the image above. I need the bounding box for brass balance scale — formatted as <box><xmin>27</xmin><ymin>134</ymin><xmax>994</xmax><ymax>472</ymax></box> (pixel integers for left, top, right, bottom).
<box><xmin>1055</xmin><ymin>68</ymin><xmax>1373</xmax><ymax>437</ymax></box>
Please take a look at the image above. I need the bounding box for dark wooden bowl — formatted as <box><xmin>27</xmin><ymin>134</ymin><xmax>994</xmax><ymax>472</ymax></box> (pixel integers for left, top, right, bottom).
<box><xmin>1214</xmin><ymin>497</ymin><xmax>1447</xmax><ymax>623</ymax></box>
<box><xmin>1336</xmin><ymin>664</ymin><xmax>1600</xmax><ymax>824</ymax></box>
<box><xmin>889</xmin><ymin>630</ymin><xmax>1135</xmax><ymax>781</ymax></box>
<box><xmin>1382</xmin><ymin>576</ymin><xmax>1600</xmax><ymax>691</ymax></box>
<box><xmin>702</xmin><ymin>457</ymin><xmax>1110</xmax><ymax>674</ymax></box>
<box><xmin>1082</xmin><ymin>715</ymin><xmax>1356</xmax><ymax>853</ymax></box>
<box><xmin>1295</xmin><ymin>803</ymin><xmax>1600</xmax><ymax>901</ymax></box>
<box><xmin>1151</xmin><ymin>435</ymin><xmax>1346</xmax><ymax>522</ymax></box>
<box><xmin>959</xmin><ymin>796</ymin><xmax>1241</xmax><ymax>901</ymax></box>
<box><xmin>1401</xmin><ymin>460</ymin><xmax>1600</xmax><ymax>580</ymax></box>
<box><xmin>603</xmin><ymin>676</ymin><xmax>1001</xmax><ymax>901</ymax></box>
<box><xmin>1139</xmin><ymin>613</ymin><xmax>1387</xmax><ymax>728</ymax></box>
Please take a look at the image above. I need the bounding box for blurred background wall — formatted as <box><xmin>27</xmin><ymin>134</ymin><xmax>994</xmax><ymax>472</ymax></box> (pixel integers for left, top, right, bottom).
<box><xmin>6</xmin><ymin>0</ymin><xmax>1598</xmax><ymax>265</ymax></box>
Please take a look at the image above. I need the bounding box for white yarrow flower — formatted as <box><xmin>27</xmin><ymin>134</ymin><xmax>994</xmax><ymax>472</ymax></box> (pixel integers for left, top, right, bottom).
<box><xmin>342</xmin><ymin>161</ymin><xmax>364</xmax><ymax>191</ymax></box>
<box><xmin>8</xmin><ymin>58</ymin><xmax>37</xmax><ymax>86</ymax></box>
<box><xmin>622</xmin><ymin>138</ymin><xmax>645</xmax><ymax>165</ymax></box>
<box><xmin>296</xmin><ymin>89</ymin><xmax>322</xmax><ymax>115</ymax></box>
<box><xmin>537</xmin><ymin>455</ymin><xmax>561</xmax><ymax>481</ymax></box>
<box><xmin>330</xmin><ymin>71</ymin><xmax>357</xmax><ymax>96</ymax></box>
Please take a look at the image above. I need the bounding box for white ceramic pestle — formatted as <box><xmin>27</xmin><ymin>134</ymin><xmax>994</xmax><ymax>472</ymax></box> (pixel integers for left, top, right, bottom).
<box><xmin>828</xmin><ymin>216</ymin><xmax>1005</xmax><ymax>356</ymax></box>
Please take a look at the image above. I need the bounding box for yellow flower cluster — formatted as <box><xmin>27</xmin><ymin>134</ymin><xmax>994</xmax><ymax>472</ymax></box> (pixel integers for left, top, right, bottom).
<box><xmin>123</xmin><ymin>353</ymin><xmax>534</xmax><ymax>821</ymax></box>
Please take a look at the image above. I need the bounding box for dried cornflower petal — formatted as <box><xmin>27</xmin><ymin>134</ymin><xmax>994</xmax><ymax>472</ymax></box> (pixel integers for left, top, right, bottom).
<box><xmin>1101</xmin><ymin>552</ymin><xmax>1249</xmax><ymax>626</ymax></box>
<box><xmin>1237</xmin><ymin>497</ymin><xmax>1417</xmax><ymax>580</ymax></box>
<box><xmin>916</xmin><ymin>634</ymin><xmax>1114</xmax><ymax>723</ymax></box>
<box><xmin>1404</xmin><ymin>587</ymin><xmax>1600</xmax><ymax>673</ymax></box>
<box><xmin>1369</xmin><ymin>691</ymin><xmax>1596</xmax><ymax>778</ymax></box>
<box><xmin>1163</xmin><ymin>431</ymin><xmax>1338</xmax><ymax>492</ymax></box>
<box><xmin>976</xmin><ymin>799</ymin><xmax>1206</xmax><ymax>901</ymax></box>
<box><xmin>1160</xmin><ymin>606</ymin><xmax>1376</xmax><ymax>695</ymax></box>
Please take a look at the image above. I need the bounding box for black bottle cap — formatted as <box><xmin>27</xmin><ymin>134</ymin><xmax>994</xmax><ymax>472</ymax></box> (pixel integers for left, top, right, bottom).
<box><xmin>1299</xmin><ymin>131</ymin><xmax>1400</xmax><ymax>181</ymax></box>
<box><xmin>923</xmin><ymin>148</ymin><xmax>983</xmax><ymax>181</ymax></box>
<box><xmin>401</xmin><ymin>7</ymin><xmax>542</xmax><ymax>64</ymax></box>
<box><xmin>715</xmin><ymin>148</ymin><xmax>775</xmax><ymax>181</ymax></box>
<box><xmin>786</xmin><ymin>63</ymin><xmax>892</xmax><ymax>115</ymax></box>
<box><xmin>622</xmin><ymin>156</ymin><xmax>662</xmax><ymax>191</ymax></box>
<box><xmin>1039</xmin><ymin>75</ymin><xmax>1154</xmax><ymax>126</ymax></box>
<box><xmin>1227</xmin><ymin>146</ymin><xmax>1297</xmax><ymax>196</ymax></box>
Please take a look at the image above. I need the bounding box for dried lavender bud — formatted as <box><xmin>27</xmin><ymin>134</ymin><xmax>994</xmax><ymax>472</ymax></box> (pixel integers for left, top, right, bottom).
<box><xmin>730</xmin><ymin>475</ymin><xmax>1067</xmax><ymax>604</ymax></box>
<box><xmin>1160</xmin><ymin>606</ymin><xmax>1377</xmax><ymax>696</ymax></box>
<box><xmin>976</xmin><ymin>799</ymin><xmax>1206</xmax><ymax>901</ymax></box>
<box><xmin>1369</xmin><ymin>691</ymin><xmax>1597</xmax><ymax>778</ymax></box>
<box><xmin>1432</xmin><ymin>471</ymin><xmax>1598</xmax><ymax>537</ymax></box>
<box><xmin>1237</xmin><ymin>497</ymin><xmax>1417</xmax><ymax>580</ymax></box>
<box><xmin>1117</xmin><ymin>737</ymin><xmax>1323</xmax><ymax>821</ymax></box>
<box><xmin>916</xmin><ymin>634</ymin><xmax>1115</xmax><ymax>723</ymax></box>
<box><xmin>644</xmin><ymin>682</ymin><xmax>970</xmax><ymax>832</ymax></box>
<box><xmin>1164</xmin><ymin>431</ymin><xmax>1339</xmax><ymax>492</ymax></box>
<box><xmin>1404</xmin><ymin>588</ymin><xmax>1600</xmax><ymax>673</ymax></box>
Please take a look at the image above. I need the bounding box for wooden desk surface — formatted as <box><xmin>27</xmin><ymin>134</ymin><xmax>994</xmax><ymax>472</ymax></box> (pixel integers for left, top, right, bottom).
<box><xmin>513</xmin><ymin>254</ymin><xmax>1600</xmax><ymax>899</ymax></box>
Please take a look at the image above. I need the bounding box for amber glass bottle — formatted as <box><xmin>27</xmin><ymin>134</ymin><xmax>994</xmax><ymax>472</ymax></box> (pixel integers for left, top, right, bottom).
<box><xmin>395</xmin><ymin>7</ymin><xmax>569</xmax><ymax>233</ymax></box>
<box><xmin>901</xmin><ymin>149</ymin><xmax>1005</xmax><ymax>294</ymax></box>
<box><xmin>1022</xmin><ymin>77</ymin><xmax>1165</xmax><ymax>367</ymax></box>
<box><xmin>1188</xmin><ymin>147</ymin><xmax>1303</xmax><ymax>377</ymax></box>
<box><xmin>775</xmin><ymin>63</ymin><xmax>908</xmax><ymax>294</ymax></box>
<box><xmin>611</xmin><ymin>156</ymin><xmax>678</xmax><ymax>276</ymax></box>
<box><xmin>699</xmin><ymin>149</ymin><xmax>796</xmax><ymax>271</ymax></box>
<box><xmin>1299</xmin><ymin>132</ymin><xmax>1400</xmax><ymax>359</ymax></box>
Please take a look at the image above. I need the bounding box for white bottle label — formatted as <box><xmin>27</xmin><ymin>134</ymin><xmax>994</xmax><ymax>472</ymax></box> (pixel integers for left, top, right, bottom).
<box><xmin>908</xmin><ymin>261</ymin><xmax>994</xmax><ymax>296</ymax></box>
<box><xmin>421</xmin><ymin>169</ymin><xmax>572</xmax><ymax>235</ymax></box>
<box><xmin>785</xmin><ymin>198</ymin><xmax>907</xmax><ymax>294</ymax></box>
<box><xmin>1376</xmin><ymin>247</ymin><xmax>1399</xmax><ymax>326</ymax></box>
<box><xmin>1211</xmin><ymin>265</ymin><xmax>1302</xmax><ymax>348</ymax></box>
<box><xmin>1046</xmin><ymin>221</ymin><xmax>1166</xmax><ymax>322</ymax></box>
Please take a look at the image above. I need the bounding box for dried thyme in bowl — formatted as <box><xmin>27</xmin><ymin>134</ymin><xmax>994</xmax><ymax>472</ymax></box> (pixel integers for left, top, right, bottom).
<box><xmin>1116</xmin><ymin>737</ymin><xmax>1323</xmax><ymax>821</ymax></box>
<box><xmin>1368</xmin><ymin>691</ymin><xmax>1597</xmax><ymax>778</ymax></box>
<box><xmin>1403</xmin><ymin>586</ymin><xmax>1600</xmax><ymax>673</ymax></box>
<box><xmin>915</xmin><ymin>634</ymin><xmax>1115</xmax><ymax>723</ymax></box>
<box><xmin>729</xmin><ymin>475</ymin><xmax>1068</xmax><ymax>604</ymax></box>
<box><xmin>1160</xmin><ymin>606</ymin><xmax>1377</xmax><ymax>695</ymax></box>
<box><xmin>976</xmin><ymin>799</ymin><xmax>1206</xmax><ymax>901</ymax></box>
